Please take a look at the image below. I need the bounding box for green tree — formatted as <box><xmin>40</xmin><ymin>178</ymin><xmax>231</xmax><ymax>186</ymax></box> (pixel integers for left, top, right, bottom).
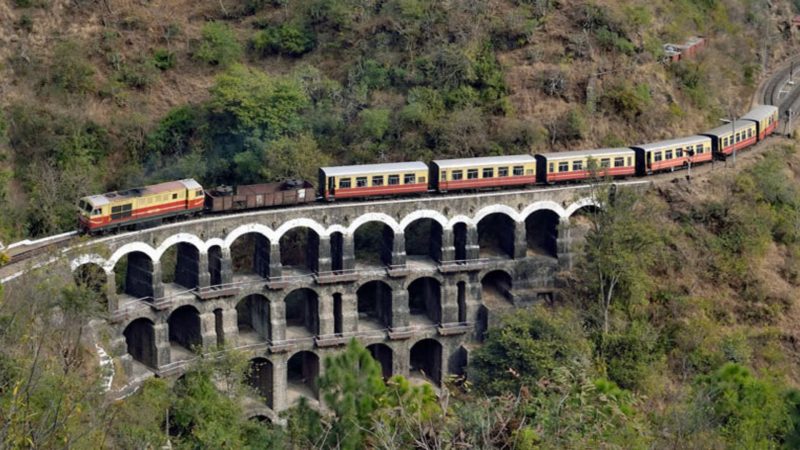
<box><xmin>471</xmin><ymin>306</ymin><xmax>593</xmax><ymax>395</ymax></box>
<box><xmin>318</xmin><ymin>339</ymin><xmax>386</xmax><ymax>449</ymax></box>
<box><xmin>234</xmin><ymin>134</ymin><xmax>329</xmax><ymax>184</ymax></box>
<box><xmin>208</xmin><ymin>64</ymin><xmax>309</xmax><ymax>139</ymax></box>
<box><xmin>194</xmin><ymin>22</ymin><xmax>243</xmax><ymax>67</ymax></box>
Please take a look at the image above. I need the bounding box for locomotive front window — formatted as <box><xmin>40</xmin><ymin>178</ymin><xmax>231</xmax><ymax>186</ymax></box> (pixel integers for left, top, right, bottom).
<box><xmin>614</xmin><ymin>157</ymin><xmax>624</xmax><ymax>167</ymax></box>
<box><xmin>513</xmin><ymin>166</ymin><xmax>524</xmax><ymax>176</ymax></box>
<box><xmin>558</xmin><ymin>162</ymin><xmax>569</xmax><ymax>172</ymax></box>
<box><xmin>404</xmin><ymin>174</ymin><xmax>416</xmax><ymax>184</ymax></box>
<box><xmin>572</xmin><ymin>161</ymin><xmax>583</xmax><ymax>171</ymax></box>
<box><xmin>372</xmin><ymin>176</ymin><xmax>384</xmax><ymax>186</ymax></box>
<box><xmin>467</xmin><ymin>169</ymin><xmax>478</xmax><ymax>179</ymax></box>
<box><xmin>600</xmin><ymin>158</ymin><xmax>610</xmax><ymax>168</ymax></box>
<box><xmin>356</xmin><ymin>177</ymin><xmax>368</xmax><ymax>187</ymax></box>
<box><xmin>498</xmin><ymin>167</ymin><xmax>509</xmax><ymax>177</ymax></box>
<box><xmin>339</xmin><ymin>178</ymin><xmax>352</xmax><ymax>188</ymax></box>
<box><xmin>482</xmin><ymin>168</ymin><xmax>494</xmax><ymax>178</ymax></box>
<box><xmin>92</xmin><ymin>209</ymin><xmax>101</xmax><ymax>216</ymax></box>
<box><xmin>195</xmin><ymin>189</ymin><xmax>203</xmax><ymax>197</ymax></box>
<box><xmin>452</xmin><ymin>170</ymin><xmax>463</xmax><ymax>180</ymax></box>
<box><xmin>388</xmin><ymin>175</ymin><xmax>400</xmax><ymax>185</ymax></box>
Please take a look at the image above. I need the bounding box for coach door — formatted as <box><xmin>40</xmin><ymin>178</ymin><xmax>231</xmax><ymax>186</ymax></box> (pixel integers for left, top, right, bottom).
<box><xmin>328</xmin><ymin>177</ymin><xmax>336</xmax><ymax>199</ymax></box>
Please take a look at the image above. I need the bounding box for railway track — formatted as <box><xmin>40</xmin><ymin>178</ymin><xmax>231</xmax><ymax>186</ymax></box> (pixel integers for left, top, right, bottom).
<box><xmin>1</xmin><ymin>231</ymin><xmax>78</xmax><ymax>265</ymax></box>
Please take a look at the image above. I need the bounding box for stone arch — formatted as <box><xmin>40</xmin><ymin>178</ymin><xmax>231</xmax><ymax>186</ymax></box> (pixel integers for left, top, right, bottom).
<box><xmin>279</xmin><ymin>226</ymin><xmax>321</xmax><ymax>274</ymax></box>
<box><xmin>71</xmin><ymin>254</ymin><xmax>107</xmax><ymax>272</ymax></box>
<box><xmin>229</xmin><ymin>232</ymin><xmax>272</xmax><ymax>279</ymax></box>
<box><xmin>246</xmin><ymin>357</ymin><xmax>274</xmax><ymax>408</ymax></box>
<box><xmin>410</xmin><ymin>338</ymin><xmax>443</xmax><ymax>386</ymax></box>
<box><xmin>158</xmin><ymin>241</ymin><xmax>203</xmax><ymax>290</ymax></box>
<box><xmin>519</xmin><ymin>201</ymin><xmax>567</xmax><ymax>221</ymax></box>
<box><xmin>403</xmin><ymin>217</ymin><xmax>444</xmax><ymax>263</ymax></box>
<box><xmin>274</xmin><ymin>218</ymin><xmax>328</xmax><ymax>241</ymax></box>
<box><xmin>477</xmin><ymin>213</ymin><xmax>517</xmax><ymax>259</ymax></box>
<box><xmin>407</xmin><ymin>277</ymin><xmax>442</xmax><ymax>324</ymax></box>
<box><xmin>367</xmin><ymin>343</ymin><xmax>393</xmax><ymax>380</ymax></box>
<box><xmin>168</xmin><ymin>304</ymin><xmax>202</xmax><ymax>354</ymax></box>
<box><xmin>565</xmin><ymin>197</ymin><xmax>602</xmax><ymax>218</ymax></box>
<box><xmin>347</xmin><ymin>212</ymin><xmax>401</xmax><ymax>236</ymax></box>
<box><xmin>285</xmin><ymin>288</ymin><xmax>319</xmax><ymax>338</ymax></box>
<box><xmin>224</xmin><ymin>224</ymin><xmax>276</xmax><ymax>249</ymax></box>
<box><xmin>399</xmin><ymin>210</ymin><xmax>448</xmax><ymax>230</ymax></box>
<box><xmin>481</xmin><ymin>270</ymin><xmax>513</xmax><ymax>306</ymax></box>
<box><xmin>524</xmin><ymin>209</ymin><xmax>560</xmax><ymax>258</ymax></box>
<box><xmin>352</xmin><ymin>220</ymin><xmax>395</xmax><ymax>267</ymax></box>
<box><xmin>155</xmin><ymin>233</ymin><xmax>207</xmax><ymax>260</ymax></box>
<box><xmin>236</xmin><ymin>294</ymin><xmax>271</xmax><ymax>343</ymax></box>
<box><xmin>113</xmin><ymin>250</ymin><xmax>157</xmax><ymax>299</ymax></box>
<box><xmin>357</xmin><ymin>280</ymin><xmax>393</xmax><ymax>330</ymax></box>
<box><xmin>473</xmin><ymin>204</ymin><xmax>520</xmax><ymax>224</ymax></box>
<box><xmin>287</xmin><ymin>351</ymin><xmax>320</xmax><ymax>401</ymax></box>
<box><xmin>123</xmin><ymin>318</ymin><xmax>157</xmax><ymax>369</ymax></box>
<box><xmin>108</xmin><ymin>242</ymin><xmax>158</xmax><ymax>269</ymax></box>
<box><xmin>73</xmin><ymin>262</ymin><xmax>108</xmax><ymax>309</ymax></box>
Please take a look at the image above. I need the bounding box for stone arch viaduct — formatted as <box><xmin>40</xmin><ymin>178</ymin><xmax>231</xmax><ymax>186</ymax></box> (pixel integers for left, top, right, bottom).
<box><xmin>4</xmin><ymin>181</ymin><xmax>649</xmax><ymax>419</ymax></box>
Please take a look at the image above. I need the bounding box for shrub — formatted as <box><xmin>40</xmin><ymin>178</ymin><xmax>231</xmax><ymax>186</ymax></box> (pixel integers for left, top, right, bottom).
<box><xmin>48</xmin><ymin>40</ymin><xmax>95</xmax><ymax>94</ymax></box>
<box><xmin>358</xmin><ymin>108</ymin><xmax>390</xmax><ymax>140</ymax></box>
<box><xmin>601</xmin><ymin>82</ymin><xmax>651</xmax><ymax>121</ymax></box>
<box><xmin>152</xmin><ymin>49</ymin><xmax>176</xmax><ymax>70</ymax></box>
<box><xmin>251</xmin><ymin>23</ymin><xmax>315</xmax><ymax>57</ymax></box>
<box><xmin>193</xmin><ymin>22</ymin><xmax>242</xmax><ymax>67</ymax></box>
<box><xmin>117</xmin><ymin>59</ymin><xmax>158</xmax><ymax>89</ymax></box>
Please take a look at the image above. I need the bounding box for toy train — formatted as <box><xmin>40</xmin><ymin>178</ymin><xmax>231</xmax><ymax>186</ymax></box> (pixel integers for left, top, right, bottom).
<box><xmin>77</xmin><ymin>105</ymin><xmax>779</xmax><ymax>235</ymax></box>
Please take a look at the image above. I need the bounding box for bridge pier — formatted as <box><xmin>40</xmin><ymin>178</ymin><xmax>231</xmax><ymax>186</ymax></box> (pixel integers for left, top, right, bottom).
<box><xmin>269</xmin><ymin>242</ymin><xmax>282</xmax><ymax>280</ymax></box>
<box><xmin>272</xmin><ymin>356</ymin><xmax>288</xmax><ymax>412</ymax></box>
<box><xmin>196</xmin><ymin>252</ymin><xmax>210</xmax><ymax>290</ymax></box>
<box><xmin>155</xmin><ymin>322</ymin><xmax>171</xmax><ymax>367</ymax></box>
<box><xmin>340</xmin><ymin>292</ymin><xmax>358</xmax><ymax>333</ymax></box>
<box><xmin>513</xmin><ymin>221</ymin><xmax>526</xmax><ymax>259</ymax></box>
<box><xmin>466</xmin><ymin>225</ymin><xmax>480</xmax><ymax>260</ymax></box>
<box><xmin>270</xmin><ymin>299</ymin><xmax>286</xmax><ymax>342</ymax></box>
<box><xmin>199</xmin><ymin>312</ymin><xmax>219</xmax><ymax>350</ymax></box>
<box><xmin>440</xmin><ymin>228</ymin><xmax>455</xmax><ymax>263</ymax></box>
<box><xmin>393</xmin><ymin>290</ymin><xmax>410</xmax><ymax>328</ymax></box>
<box><xmin>440</xmin><ymin>282</ymin><xmax>459</xmax><ymax>324</ymax></box>
<box><xmin>317</xmin><ymin>236</ymin><xmax>332</xmax><ymax>274</ymax></box>
<box><xmin>557</xmin><ymin>217</ymin><xmax>573</xmax><ymax>270</ymax></box>
<box><xmin>217</xmin><ymin>307</ymin><xmax>238</xmax><ymax>347</ymax></box>
<box><xmin>391</xmin><ymin>232</ymin><xmax>406</xmax><ymax>267</ymax></box>
<box><xmin>318</xmin><ymin>294</ymin><xmax>335</xmax><ymax>336</ymax></box>
<box><xmin>341</xmin><ymin>234</ymin><xmax>355</xmax><ymax>272</ymax></box>
<box><xmin>104</xmin><ymin>270</ymin><xmax>119</xmax><ymax>314</ymax></box>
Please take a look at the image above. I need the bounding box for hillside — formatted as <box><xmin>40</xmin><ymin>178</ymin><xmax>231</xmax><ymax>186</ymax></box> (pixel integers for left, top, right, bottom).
<box><xmin>0</xmin><ymin>0</ymin><xmax>799</xmax><ymax>240</ymax></box>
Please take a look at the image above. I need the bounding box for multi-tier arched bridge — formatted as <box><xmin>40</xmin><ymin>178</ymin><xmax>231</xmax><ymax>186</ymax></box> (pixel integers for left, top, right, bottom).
<box><xmin>2</xmin><ymin>181</ymin><xmax>647</xmax><ymax>418</ymax></box>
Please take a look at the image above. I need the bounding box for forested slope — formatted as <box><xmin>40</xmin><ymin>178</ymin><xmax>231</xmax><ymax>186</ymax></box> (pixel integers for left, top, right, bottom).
<box><xmin>0</xmin><ymin>0</ymin><xmax>798</xmax><ymax>240</ymax></box>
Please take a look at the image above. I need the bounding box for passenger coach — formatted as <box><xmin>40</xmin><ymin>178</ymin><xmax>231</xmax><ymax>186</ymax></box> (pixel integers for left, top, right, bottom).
<box><xmin>701</xmin><ymin>119</ymin><xmax>757</xmax><ymax>157</ymax></box>
<box><xmin>741</xmin><ymin>105</ymin><xmax>779</xmax><ymax>140</ymax></box>
<box><xmin>535</xmin><ymin>148</ymin><xmax>636</xmax><ymax>184</ymax></box>
<box><xmin>319</xmin><ymin>162</ymin><xmax>429</xmax><ymax>201</ymax></box>
<box><xmin>431</xmin><ymin>155</ymin><xmax>536</xmax><ymax>193</ymax></box>
<box><xmin>632</xmin><ymin>135</ymin><xmax>712</xmax><ymax>175</ymax></box>
<box><xmin>77</xmin><ymin>179</ymin><xmax>204</xmax><ymax>234</ymax></box>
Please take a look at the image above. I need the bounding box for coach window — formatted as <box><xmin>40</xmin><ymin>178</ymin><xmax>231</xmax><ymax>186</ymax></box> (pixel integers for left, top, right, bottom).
<box><xmin>558</xmin><ymin>162</ymin><xmax>569</xmax><ymax>172</ymax></box>
<box><xmin>600</xmin><ymin>158</ymin><xmax>610</xmax><ymax>168</ymax></box>
<box><xmin>339</xmin><ymin>178</ymin><xmax>352</xmax><ymax>188</ymax></box>
<box><xmin>388</xmin><ymin>175</ymin><xmax>399</xmax><ymax>185</ymax></box>
<box><xmin>512</xmin><ymin>166</ymin><xmax>524</xmax><ymax>176</ymax></box>
<box><xmin>572</xmin><ymin>160</ymin><xmax>583</xmax><ymax>171</ymax></box>
<box><xmin>498</xmin><ymin>167</ymin><xmax>509</xmax><ymax>177</ymax></box>
<box><xmin>696</xmin><ymin>144</ymin><xmax>704</xmax><ymax>154</ymax></box>
<box><xmin>467</xmin><ymin>169</ymin><xmax>479</xmax><ymax>179</ymax></box>
<box><xmin>748</xmin><ymin>129</ymin><xmax>753</xmax><ymax>138</ymax></box>
<box><xmin>440</xmin><ymin>171</ymin><xmax>446</xmax><ymax>181</ymax></box>
<box><xmin>356</xmin><ymin>177</ymin><xmax>368</xmax><ymax>187</ymax></box>
<box><xmin>614</xmin><ymin>157</ymin><xmax>624</xmax><ymax>167</ymax></box>
<box><xmin>482</xmin><ymin>168</ymin><xmax>494</xmax><ymax>178</ymax></box>
<box><xmin>548</xmin><ymin>163</ymin><xmax>554</xmax><ymax>173</ymax></box>
<box><xmin>452</xmin><ymin>170</ymin><xmax>463</xmax><ymax>180</ymax></box>
<box><xmin>404</xmin><ymin>174</ymin><xmax>416</xmax><ymax>184</ymax></box>
<box><xmin>676</xmin><ymin>148</ymin><xmax>683</xmax><ymax>158</ymax></box>
<box><xmin>654</xmin><ymin>152</ymin><xmax>662</xmax><ymax>162</ymax></box>
<box><xmin>372</xmin><ymin>176</ymin><xmax>384</xmax><ymax>186</ymax></box>
<box><xmin>665</xmin><ymin>150</ymin><xmax>673</xmax><ymax>160</ymax></box>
